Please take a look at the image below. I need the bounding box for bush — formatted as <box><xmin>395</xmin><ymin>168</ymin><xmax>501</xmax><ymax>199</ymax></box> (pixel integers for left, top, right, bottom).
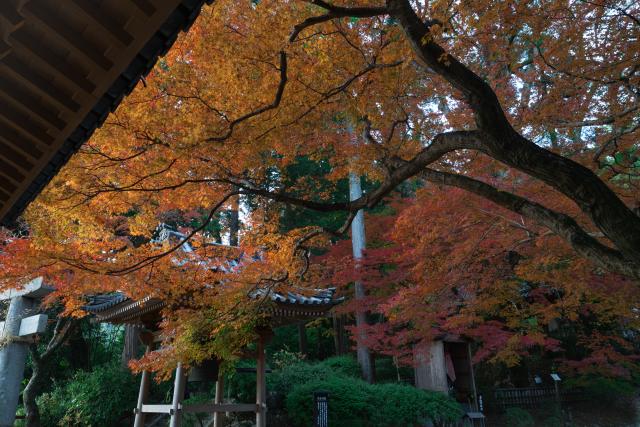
<box><xmin>38</xmin><ymin>362</ymin><xmax>139</xmax><ymax>427</ymax></box>
<box><xmin>504</xmin><ymin>407</ymin><xmax>535</xmax><ymax>427</ymax></box>
<box><xmin>564</xmin><ymin>374</ymin><xmax>636</xmax><ymax>402</ymax></box>
<box><xmin>286</xmin><ymin>376</ymin><xmax>462</xmax><ymax>427</ymax></box>
<box><xmin>267</xmin><ymin>355</ymin><xmax>360</xmax><ymax>397</ymax></box>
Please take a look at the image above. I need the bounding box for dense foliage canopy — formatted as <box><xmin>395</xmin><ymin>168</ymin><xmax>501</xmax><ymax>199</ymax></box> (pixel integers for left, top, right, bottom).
<box><xmin>1</xmin><ymin>0</ymin><xmax>638</xmax><ymax>374</ymax></box>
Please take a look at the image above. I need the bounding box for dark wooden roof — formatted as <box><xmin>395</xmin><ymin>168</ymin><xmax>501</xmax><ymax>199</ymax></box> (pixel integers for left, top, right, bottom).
<box><xmin>84</xmin><ymin>289</ymin><xmax>343</xmax><ymax>325</ymax></box>
<box><xmin>0</xmin><ymin>0</ymin><xmax>213</xmax><ymax>226</ymax></box>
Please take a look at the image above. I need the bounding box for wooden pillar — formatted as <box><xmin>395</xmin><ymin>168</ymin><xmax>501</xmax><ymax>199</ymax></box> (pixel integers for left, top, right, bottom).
<box><xmin>133</xmin><ymin>368</ymin><xmax>151</xmax><ymax>427</ymax></box>
<box><xmin>169</xmin><ymin>363</ymin><xmax>186</xmax><ymax>427</ymax></box>
<box><xmin>467</xmin><ymin>343</ymin><xmax>479</xmax><ymax>411</ymax></box>
<box><xmin>213</xmin><ymin>372</ymin><xmax>225</xmax><ymax>427</ymax></box>
<box><xmin>297</xmin><ymin>322</ymin><xmax>308</xmax><ymax>356</ymax></box>
<box><xmin>256</xmin><ymin>334</ymin><xmax>267</xmax><ymax>427</ymax></box>
<box><xmin>414</xmin><ymin>341</ymin><xmax>448</xmax><ymax>393</ymax></box>
<box><xmin>121</xmin><ymin>324</ymin><xmax>141</xmax><ymax>368</ymax></box>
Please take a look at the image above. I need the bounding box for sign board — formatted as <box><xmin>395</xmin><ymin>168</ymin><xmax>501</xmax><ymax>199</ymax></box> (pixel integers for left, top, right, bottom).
<box><xmin>18</xmin><ymin>314</ymin><xmax>48</xmax><ymax>337</ymax></box>
<box><xmin>550</xmin><ymin>373</ymin><xmax>561</xmax><ymax>382</ymax></box>
<box><xmin>313</xmin><ymin>391</ymin><xmax>329</xmax><ymax>427</ymax></box>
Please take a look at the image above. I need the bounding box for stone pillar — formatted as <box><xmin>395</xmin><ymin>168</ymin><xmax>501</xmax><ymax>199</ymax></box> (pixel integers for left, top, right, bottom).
<box><xmin>0</xmin><ymin>296</ymin><xmax>34</xmax><ymax>427</ymax></box>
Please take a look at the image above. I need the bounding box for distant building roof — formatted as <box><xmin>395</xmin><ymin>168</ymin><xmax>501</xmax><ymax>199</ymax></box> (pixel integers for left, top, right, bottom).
<box><xmin>0</xmin><ymin>0</ymin><xmax>213</xmax><ymax>226</ymax></box>
<box><xmin>83</xmin><ymin>224</ymin><xmax>343</xmax><ymax>325</ymax></box>
<box><xmin>84</xmin><ymin>287</ymin><xmax>342</xmax><ymax>325</ymax></box>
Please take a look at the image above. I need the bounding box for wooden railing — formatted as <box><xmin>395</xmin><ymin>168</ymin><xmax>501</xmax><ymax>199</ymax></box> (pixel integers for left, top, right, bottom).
<box><xmin>491</xmin><ymin>386</ymin><xmax>586</xmax><ymax>409</ymax></box>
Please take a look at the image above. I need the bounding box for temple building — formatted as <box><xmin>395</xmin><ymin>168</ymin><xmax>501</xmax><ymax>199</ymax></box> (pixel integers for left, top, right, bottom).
<box><xmin>82</xmin><ymin>225</ymin><xmax>343</xmax><ymax>427</ymax></box>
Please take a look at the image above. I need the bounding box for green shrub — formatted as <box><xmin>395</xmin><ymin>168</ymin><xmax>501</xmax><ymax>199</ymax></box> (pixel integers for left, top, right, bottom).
<box><xmin>286</xmin><ymin>376</ymin><xmax>462</xmax><ymax>427</ymax></box>
<box><xmin>267</xmin><ymin>355</ymin><xmax>360</xmax><ymax>397</ymax></box>
<box><xmin>564</xmin><ymin>374</ymin><xmax>636</xmax><ymax>401</ymax></box>
<box><xmin>38</xmin><ymin>362</ymin><xmax>139</xmax><ymax>427</ymax></box>
<box><xmin>504</xmin><ymin>407</ymin><xmax>535</xmax><ymax>427</ymax></box>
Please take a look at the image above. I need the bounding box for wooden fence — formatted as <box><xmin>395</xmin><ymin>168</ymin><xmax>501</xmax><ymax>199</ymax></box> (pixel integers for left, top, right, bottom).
<box><xmin>491</xmin><ymin>386</ymin><xmax>586</xmax><ymax>410</ymax></box>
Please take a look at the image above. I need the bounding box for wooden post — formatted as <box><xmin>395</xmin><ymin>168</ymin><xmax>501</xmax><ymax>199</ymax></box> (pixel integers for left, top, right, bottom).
<box><xmin>169</xmin><ymin>363</ymin><xmax>186</xmax><ymax>427</ymax></box>
<box><xmin>213</xmin><ymin>372</ymin><xmax>225</xmax><ymax>427</ymax></box>
<box><xmin>467</xmin><ymin>343</ymin><xmax>480</xmax><ymax>411</ymax></box>
<box><xmin>121</xmin><ymin>324</ymin><xmax>141</xmax><ymax>368</ymax></box>
<box><xmin>297</xmin><ymin>322</ymin><xmax>308</xmax><ymax>356</ymax></box>
<box><xmin>414</xmin><ymin>341</ymin><xmax>448</xmax><ymax>393</ymax></box>
<box><xmin>256</xmin><ymin>334</ymin><xmax>267</xmax><ymax>427</ymax></box>
<box><xmin>133</xmin><ymin>368</ymin><xmax>151</xmax><ymax>427</ymax></box>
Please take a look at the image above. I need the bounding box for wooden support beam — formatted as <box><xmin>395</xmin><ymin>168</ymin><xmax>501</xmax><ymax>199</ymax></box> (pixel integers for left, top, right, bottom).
<box><xmin>0</xmin><ymin>56</ymin><xmax>80</xmax><ymax>112</ymax></box>
<box><xmin>184</xmin><ymin>403</ymin><xmax>258</xmax><ymax>414</ymax></box>
<box><xmin>68</xmin><ymin>0</ymin><xmax>133</xmax><ymax>46</ymax></box>
<box><xmin>0</xmin><ymin>76</ymin><xmax>65</xmax><ymax>130</ymax></box>
<box><xmin>0</xmin><ymin>101</ymin><xmax>54</xmax><ymax>144</ymax></box>
<box><xmin>140</xmin><ymin>404</ymin><xmax>173</xmax><ymax>414</ymax></box>
<box><xmin>129</xmin><ymin>0</ymin><xmax>156</xmax><ymax>17</ymax></box>
<box><xmin>10</xmin><ymin>29</ymin><xmax>96</xmax><ymax>94</ymax></box>
<box><xmin>22</xmin><ymin>2</ymin><xmax>113</xmax><ymax>70</ymax></box>
<box><xmin>169</xmin><ymin>363</ymin><xmax>186</xmax><ymax>427</ymax></box>
<box><xmin>213</xmin><ymin>373</ymin><xmax>225</xmax><ymax>427</ymax></box>
<box><xmin>0</xmin><ymin>2</ymin><xmax>24</xmax><ymax>27</ymax></box>
<box><xmin>133</xmin><ymin>351</ymin><xmax>151</xmax><ymax>427</ymax></box>
<box><xmin>0</xmin><ymin>118</ymin><xmax>44</xmax><ymax>162</ymax></box>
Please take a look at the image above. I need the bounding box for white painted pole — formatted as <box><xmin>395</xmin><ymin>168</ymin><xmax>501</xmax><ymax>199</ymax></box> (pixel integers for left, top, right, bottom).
<box><xmin>255</xmin><ymin>335</ymin><xmax>267</xmax><ymax>427</ymax></box>
<box><xmin>349</xmin><ymin>171</ymin><xmax>373</xmax><ymax>383</ymax></box>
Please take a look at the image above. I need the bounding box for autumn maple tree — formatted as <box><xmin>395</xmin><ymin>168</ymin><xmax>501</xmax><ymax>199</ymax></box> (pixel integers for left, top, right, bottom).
<box><xmin>0</xmin><ymin>0</ymin><xmax>638</xmax><ymax>373</ymax></box>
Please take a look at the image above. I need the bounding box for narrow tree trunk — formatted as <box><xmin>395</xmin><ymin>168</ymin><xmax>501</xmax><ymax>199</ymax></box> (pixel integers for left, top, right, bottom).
<box><xmin>228</xmin><ymin>196</ymin><xmax>240</xmax><ymax>246</ymax></box>
<box><xmin>23</xmin><ymin>365</ymin><xmax>43</xmax><ymax>427</ymax></box>
<box><xmin>23</xmin><ymin>318</ymin><xmax>77</xmax><ymax>427</ymax></box>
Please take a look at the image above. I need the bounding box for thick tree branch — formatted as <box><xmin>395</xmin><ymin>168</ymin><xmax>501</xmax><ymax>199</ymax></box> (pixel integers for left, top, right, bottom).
<box><xmin>385</xmin><ymin>0</ymin><xmax>640</xmax><ymax>262</ymax></box>
<box><xmin>419</xmin><ymin>168</ymin><xmax>640</xmax><ymax>279</ymax></box>
<box><xmin>290</xmin><ymin>1</ymin><xmax>388</xmax><ymax>42</ymax></box>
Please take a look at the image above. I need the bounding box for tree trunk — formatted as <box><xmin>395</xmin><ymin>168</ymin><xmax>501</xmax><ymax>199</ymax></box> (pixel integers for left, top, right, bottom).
<box><xmin>386</xmin><ymin>0</ymin><xmax>640</xmax><ymax>264</ymax></box>
<box><xmin>228</xmin><ymin>196</ymin><xmax>240</xmax><ymax>246</ymax></box>
<box><xmin>23</xmin><ymin>318</ymin><xmax>77</xmax><ymax>427</ymax></box>
<box><xmin>349</xmin><ymin>172</ymin><xmax>374</xmax><ymax>383</ymax></box>
<box><xmin>23</xmin><ymin>365</ymin><xmax>43</xmax><ymax>427</ymax></box>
